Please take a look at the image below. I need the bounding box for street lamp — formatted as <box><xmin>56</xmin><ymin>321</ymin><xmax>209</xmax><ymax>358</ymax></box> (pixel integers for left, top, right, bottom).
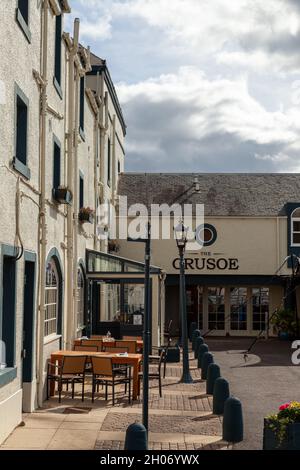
<box><xmin>174</xmin><ymin>221</ymin><xmax>193</xmax><ymax>384</ymax></box>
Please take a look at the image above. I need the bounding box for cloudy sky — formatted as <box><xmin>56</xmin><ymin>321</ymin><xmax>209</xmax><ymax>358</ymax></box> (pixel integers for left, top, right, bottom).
<box><xmin>67</xmin><ymin>0</ymin><xmax>300</xmax><ymax>173</ymax></box>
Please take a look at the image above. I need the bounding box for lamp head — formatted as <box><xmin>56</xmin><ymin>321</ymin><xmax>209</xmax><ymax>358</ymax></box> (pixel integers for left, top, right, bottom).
<box><xmin>174</xmin><ymin>221</ymin><xmax>189</xmax><ymax>249</ymax></box>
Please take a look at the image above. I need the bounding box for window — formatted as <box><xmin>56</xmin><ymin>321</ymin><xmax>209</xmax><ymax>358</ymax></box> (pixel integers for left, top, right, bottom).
<box><xmin>16</xmin><ymin>0</ymin><xmax>31</xmax><ymax>43</ymax></box>
<box><xmin>252</xmin><ymin>288</ymin><xmax>269</xmax><ymax>331</ymax></box>
<box><xmin>107</xmin><ymin>138</ymin><xmax>111</xmax><ymax>186</ymax></box>
<box><xmin>291</xmin><ymin>208</ymin><xmax>300</xmax><ymax>246</ymax></box>
<box><xmin>230</xmin><ymin>287</ymin><xmax>247</xmax><ymax>331</ymax></box>
<box><xmin>54</xmin><ymin>14</ymin><xmax>62</xmax><ymax>97</ymax></box>
<box><xmin>14</xmin><ymin>85</ymin><xmax>30</xmax><ymax>179</ymax></box>
<box><xmin>44</xmin><ymin>259</ymin><xmax>59</xmax><ymax>337</ymax></box>
<box><xmin>79</xmin><ymin>77</ymin><xmax>85</xmax><ymax>137</ymax></box>
<box><xmin>18</xmin><ymin>0</ymin><xmax>28</xmax><ymax>24</ymax></box>
<box><xmin>53</xmin><ymin>137</ymin><xmax>61</xmax><ymax>190</ymax></box>
<box><xmin>208</xmin><ymin>287</ymin><xmax>225</xmax><ymax>330</ymax></box>
<box><xmin>1</xmin><ymin>256</ymin><xmax>16</xmax><ymax>367</ymax></box>
<box><xmin>118</xmin><ymin>160</ymin><xmax>121</xmax><ymax>174</ymax></box>
<box><xmin>77</xmin><ymin>268</ymin><xmax>85</xmax><ymax>329</ymax></box>
<box><xmin>79</xmin><ymin>173</ymin><xmax>84</xmax><ymax>209</ymax></box>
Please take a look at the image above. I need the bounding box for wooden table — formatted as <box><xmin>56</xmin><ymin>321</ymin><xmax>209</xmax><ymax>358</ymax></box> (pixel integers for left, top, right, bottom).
<box><xmin>50</xmin><ymin>350</ymin><xmax>142</xmax><ymax>400</ymax></box>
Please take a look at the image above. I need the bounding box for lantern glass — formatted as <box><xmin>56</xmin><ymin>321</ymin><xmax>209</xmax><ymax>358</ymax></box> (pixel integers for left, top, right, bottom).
<box><xmin>174</xmin><ymin>222</ymin><xmax>188</xmax><ymax>248</ymax></box>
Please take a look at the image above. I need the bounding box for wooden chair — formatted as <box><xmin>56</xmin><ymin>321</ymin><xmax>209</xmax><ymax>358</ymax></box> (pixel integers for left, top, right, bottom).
<box><xmin>47</xmin><ymin>355</ymin><xmax>87</xmax><ymax>403</ymax></box>
<box><xmin>90</xmin><ymin>356</ymin><xmax>131</xmax><ymax>405</ymax></box>
<box><xmin>74</xmin><ymin>345</ymin><xmax>98</xmax><ymax>352</ymax></box>
<box><xmin>138</xmin><ymin>349</ymin><xmax>165</xmax><ymax>397</ymax></box>
<box><xmin>103</xmin><ymin>346</ymin><xmax>129</xmax><ymax>354</ymax></box>
<box><xmin>115</xmin><ymin>340</ymin><xmax>136</xmax><ymax>354</ymax></box>
<box><xmin>81</xmin><ymin>339</ymin><xmax>103</xmax><ymax>351</ymax></box>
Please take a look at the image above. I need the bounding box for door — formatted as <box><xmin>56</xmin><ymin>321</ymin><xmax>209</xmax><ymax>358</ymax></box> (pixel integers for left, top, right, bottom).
<box><xmin>22</xmin><ymin>261</ymin><xmax>35</xmax><ymax>386</ymax></box>
<box><xmin>207</xmin><ymin>287</ymin><xmax>226</xmax><ymax>336</ymax></box>
<box><xmin>186</xmin><ymin>287</ymin><xmax>198</xmax><ymax>331</ymax></box>
<box><xmin>229</xmin><ymin>287</ymin><xmax>248</xmax><ymax>335</ymax></box>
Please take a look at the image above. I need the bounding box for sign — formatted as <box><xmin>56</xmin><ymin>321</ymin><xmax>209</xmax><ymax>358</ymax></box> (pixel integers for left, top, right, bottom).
<box><xmin>172</xmin><ymin>257</ymin><xmax>239</xmax><ymax>271</ymax></box>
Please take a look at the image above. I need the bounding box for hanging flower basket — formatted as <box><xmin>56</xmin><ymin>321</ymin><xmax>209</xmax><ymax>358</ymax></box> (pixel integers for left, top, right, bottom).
<box><xmin>53</xmin><ymin>186</ymin><xmax>73</xmax><ymax>205</ymax></box>
<box><xmin>264</xmin><ymin>402</ymin><xmax>300</xmax><ymax>450</ymax></box>
<box><xmin>79</xmin><ymin>207</ymin><xmax>94</xmax><ymax>224</ymax></box>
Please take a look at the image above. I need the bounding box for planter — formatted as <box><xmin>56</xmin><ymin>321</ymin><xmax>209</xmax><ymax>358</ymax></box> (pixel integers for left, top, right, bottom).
<box><xmin>263</xmin><ymin>419</ymin><xmax>300</xmax><ymax>450</ymax></box>
<box><xmin>52</xmin><ymin>187</ymin><xmax>73</xmax><ymax>205</ymax></box>
<box><xmin>79</xmin><ymin>212</ymin><xmax>94</xmax><ymax>224</ymax></box>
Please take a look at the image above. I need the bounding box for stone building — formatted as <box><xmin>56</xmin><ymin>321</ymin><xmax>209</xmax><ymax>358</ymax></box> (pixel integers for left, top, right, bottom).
<box><xmin>0</xmin><ymin>0</ymin><xmax>125</xmax><ymax>443</ymax></box>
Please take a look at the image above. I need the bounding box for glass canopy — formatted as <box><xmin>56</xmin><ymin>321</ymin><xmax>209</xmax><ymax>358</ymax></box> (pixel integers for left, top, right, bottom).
<box><xmin>86</xmin><ymin>249</ymin><xmax>161</xmax><ymax>275</ymax></box>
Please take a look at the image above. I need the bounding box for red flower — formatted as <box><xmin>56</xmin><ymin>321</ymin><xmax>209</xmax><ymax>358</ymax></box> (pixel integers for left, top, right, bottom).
<box><xmin>279</xmin><ymin>403</ymin><xmax>290</xmax><ymax>411</ymax></box>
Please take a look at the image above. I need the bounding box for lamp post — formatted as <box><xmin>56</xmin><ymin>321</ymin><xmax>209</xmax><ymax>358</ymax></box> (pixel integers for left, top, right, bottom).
<box><xmin>174</xmin><ymin>221</ymin><xmax>193</xmax><ymax>383</ymax></box>
<box><xmin>127</xmin><ymin>221</ymin><xmax>151</xmax><ymax>431</ymax></box>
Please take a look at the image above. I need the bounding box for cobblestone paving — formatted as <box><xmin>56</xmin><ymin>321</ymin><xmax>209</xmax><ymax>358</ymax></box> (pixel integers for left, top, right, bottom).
<box><xmin>127</xmin><ymin>393</ymin><xmax>212</xmax><ymax>412</ymax></box>
<box><xmin>101</xmin><ymin>412</ymin><xmax>222</xmax><ymax>435</ymax></box>
<box><xmin>95</xmin><ymin>441</ymin><xmax>232</xmax><ymax>451</ymax></box>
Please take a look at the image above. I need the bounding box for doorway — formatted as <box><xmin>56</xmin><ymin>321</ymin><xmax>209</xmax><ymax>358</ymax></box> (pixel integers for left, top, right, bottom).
<box><xmin>22</xmin><ymin>259</ymin><xmax>35</xmax><ymax>409</ymax></box>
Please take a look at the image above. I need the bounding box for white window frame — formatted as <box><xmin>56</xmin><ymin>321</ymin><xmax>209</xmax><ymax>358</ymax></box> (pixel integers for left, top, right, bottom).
<box><xmin>77</xmin><ymin>267</ymin><xmax>85</xmax><ymax>331</ymax></box>
<box><xmin>291</xmin><ymin>208</ymin><xmax>300</xmax><ymax>247</ymax></box>
<box><xmin>44</xmin><ymin>260</ymin><xmax>59</xmax><ymax>338</ymax></box>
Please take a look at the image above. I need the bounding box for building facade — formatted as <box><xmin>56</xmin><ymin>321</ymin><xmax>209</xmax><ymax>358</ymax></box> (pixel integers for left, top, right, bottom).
<box><xmin>117</xmin><ymin>173</ymin><xmax>300</xmax><ymax>338</ymax></box>
<box><xmin>0</xmin><ymin>0</ymin><xmax>125</xmax><ymax>443</ymax></box>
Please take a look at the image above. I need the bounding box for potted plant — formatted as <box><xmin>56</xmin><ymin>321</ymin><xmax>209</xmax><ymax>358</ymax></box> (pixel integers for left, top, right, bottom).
<box><xmin>270</xmin><ymin>308</ymin><xmax>297</xmax><ymax>340</ymax></box>
<box><xmin>52</xmin><ymin>185</ymin><xmax>73</xmax><ymax>205</ymax></box>
<box><xmin>108</xmin><ymin>240</ymin><xmax>120</xmax><ymax>253</ymax></box>
<box><xmin>79</xmin><ymin>207</ymin><xmax>94</xmax><ymax>224</ymax></box>
<box><xmin>264</xmin><ymin>402</ymin><xmax>300</xmax><ymax>450</ymax></box>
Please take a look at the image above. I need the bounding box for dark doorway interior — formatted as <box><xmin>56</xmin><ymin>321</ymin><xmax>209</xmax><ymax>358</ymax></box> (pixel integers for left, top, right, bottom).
<box><xmin>22</xmin><ymin>260</ymin><xmax>35</xmax><ymax>384</ymax></box>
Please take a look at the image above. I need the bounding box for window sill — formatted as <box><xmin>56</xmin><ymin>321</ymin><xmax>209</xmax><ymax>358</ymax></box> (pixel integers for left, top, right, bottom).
<box><xmin>53</xmin><ymin>77</ymin><xmax>63</xmax><ymax>100</ymax></box>
<box><xmin>16</xmin><ymin>9</ymin><xmax>31</xmax><ymax>44</ymax></box>
<box><xmin>0</xmin><ymin>367</ymin><xmax>17</xmax><ymax>388</ymax></box>
<box><xmin>79</xmin><ymin>127</ymin><xmax>85</xmax><ymax>142</ymax></box>
<box><xmin>12</xmin><ymin>158</ymin><xmax>31</xmax><ymax>180</ymax></box>
<box><xmin>44</xmin><ymin>334</ymin><xmax>62</xmax><ymax>346</ymax></box>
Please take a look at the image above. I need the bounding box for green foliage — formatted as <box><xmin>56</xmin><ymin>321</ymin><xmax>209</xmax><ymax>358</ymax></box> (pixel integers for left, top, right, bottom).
<box><xmin>270</xmin><ymin>308</ymin><xmax>297</xmax><ymax>335</ymax></box>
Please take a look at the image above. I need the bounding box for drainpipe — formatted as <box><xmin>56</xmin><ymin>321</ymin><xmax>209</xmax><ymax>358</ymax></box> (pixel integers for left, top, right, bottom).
<box><xmin>93</xmin><ymin>73</ymin><xmax>101</xmax><ymax>251</ymax></box>
<box><xmin>66</xmin><ymin>18</ymin><xmax>79</xmax><ymax>349</ymax></box>
<box><xmin>99</xmin><ymin>74</ymin><xmax>109</xmax><ymax>252</ymax></box>
<box><xmin>72</xmin><ymin>65</ymin><xmax>80</xmax><ymax>340</ymax></box>
<box><xmin>37</xmin><ymin>0</ymin><xmax>49</xmax><ymax>408</ymax></box>
<box><xmin>112</xmin><ymin>114</ymin><xmax>117</xmax><ymax>204</ymax></box>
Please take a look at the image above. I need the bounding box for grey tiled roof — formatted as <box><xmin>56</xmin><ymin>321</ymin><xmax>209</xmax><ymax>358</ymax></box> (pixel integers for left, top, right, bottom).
<box><xmin>117</xmin><ymin>173</ymin><xmax>300</xmax><ymax>216</ymax></box>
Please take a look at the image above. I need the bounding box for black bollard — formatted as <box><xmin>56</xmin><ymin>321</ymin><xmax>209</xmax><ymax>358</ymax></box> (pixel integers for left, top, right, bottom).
<box><xmin>192</xmin><ymin>330</ymin><xmax>201</xmax><ymax>351</ymax></box>
<box><xmin>124</xmin><ymin>423</ymin><xmax>148</xmax><ymax>450</ymax></box>
<box><xmin>206</xmin><ymin>363</ymin><xmax>221</xmax><ymax>395</ymax></box>
<box><xmin>194</xmin><ymin>336</ymin><xmax>204</xmax><ymax>359</ymax></box>
<box><xmin>197</xmin><ymin>343</ymin><xmax>209</xmax><ymax>368</ymax></box>
<box><xmin>201</xmin><ymin>352</ymin><xmax>214</xmax><ymax>380</ymax></box>
<box><xmin>213</xmin><ymin>377</ymin><xmax>230</xmax><ymax>415</ymax></box>
<box><xmin>223</xmin><ymin>397</ymin><xmax>243</xmax><ymax>443</ymax></box>
<box><xmin>189</xmin><ymin>322</ymin><xmax>197</xmax><ymax>342</ymax></box>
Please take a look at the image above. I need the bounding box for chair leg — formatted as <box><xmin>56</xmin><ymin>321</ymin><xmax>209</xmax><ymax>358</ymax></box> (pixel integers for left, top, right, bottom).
<box><xmin>105</xmin><ymin>383</ymin><xmax>108</xmax><ymax>401</ymax></box>
<box><xmin>112</xmin><ymin>381</ymin><xmax>115</xmax><ymax>406</ymax></box>
<box><xmin>72</xmin><ymin>381</ymin><xmax>75</xmax><ymax>399</ymax></box>
<box><xmin>159</xmin><ymin>376</ymin><xmax>162</xmax><ymax>398</ymax></box>
<box><xmin>128</xmin><ymin>379</ymin><xmax>131</xmax><ymax>404</ymax></box>
<box><xmin>82</xmin><ymin>378</ymin><xmax>85</xmax><ymax>402</ymax></box>
<box><xmin>164</xmin><ymin>359</ymin><xmax>167</xmax><ymax>379</ymax></box>
<box><xmin>58</xmin><ymin>381</ymin><xmax>62</xmax><ymax>403</ymax></box>
<box><xmin>46</xmin><ymin>377</ymin><xmax>49</xmax><ymax>400</ymax></box>
<box><xmin>92</xmin><ymin>379</ymin><xmax>95</xmax><ymax>403</ymax></box>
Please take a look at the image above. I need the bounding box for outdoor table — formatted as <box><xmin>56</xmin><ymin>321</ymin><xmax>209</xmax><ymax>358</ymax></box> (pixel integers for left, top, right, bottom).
<box><xmin>49</xmin><ymin>350</ymin><xmax>142</xmax><ymax>400</ymax></box>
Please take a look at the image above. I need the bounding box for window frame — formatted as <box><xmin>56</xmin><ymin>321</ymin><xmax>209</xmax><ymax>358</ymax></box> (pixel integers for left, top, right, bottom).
<box><xmin>53</xmin><ymin>13</ymin><xmax>63</xmax><ymax>99</ymax></box>
<box><xmin>16</xmin><ymin>0</ymin><xmax>31</xmax><ymax>43</ymax></box>
<box><xmin>291</xmin><ymin>208</ymin><xmax>300</xmax><ymax>247</ymax></box>
<box><xmin>44</xmin><ymin>259</ymin><xmax>59</xmax><ymax>339</ymax></box>
<box><xmin>52</xmin><ymin>135</ymin><xmax>61</xmax><ymax>191</ymax></box>
<box><xmin>13</xmin><ymin>84</ymin><xmax>31</xmax><ymax>180</ymax></box>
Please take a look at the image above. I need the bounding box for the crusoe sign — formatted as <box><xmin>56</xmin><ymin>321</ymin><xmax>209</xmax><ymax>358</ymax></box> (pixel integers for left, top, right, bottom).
<box><xmin>172</xmin><ymin>257</ymin><xmax>240</xmax><ymax>271</ymax></box>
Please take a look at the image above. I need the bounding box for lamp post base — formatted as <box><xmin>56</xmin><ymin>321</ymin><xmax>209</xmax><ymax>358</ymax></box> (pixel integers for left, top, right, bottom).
<box><xmin>181</xmin><ymin>371</ymin><xmax>193</xmax><ymax>384</ymax></box>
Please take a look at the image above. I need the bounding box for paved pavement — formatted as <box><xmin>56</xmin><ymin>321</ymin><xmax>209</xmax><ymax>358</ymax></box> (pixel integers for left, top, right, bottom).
<box><xmin>205</xmin><ymin>337</ymin><xmax>300</xmax><ymax>450</ymax></box>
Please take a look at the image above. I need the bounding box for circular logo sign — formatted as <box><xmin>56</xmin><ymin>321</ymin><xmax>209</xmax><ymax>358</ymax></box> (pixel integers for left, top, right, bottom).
<box><xmin>195</xmin><ymin>224</ymin><xmax>217</xmax><ymax>247</ymax></box>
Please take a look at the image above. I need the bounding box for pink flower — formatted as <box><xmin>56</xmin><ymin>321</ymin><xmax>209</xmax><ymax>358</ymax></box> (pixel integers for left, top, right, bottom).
<box><xmin>279</xmin><ymin>403</ymin><xmax>290</xmax><ymax>411</ymax></box>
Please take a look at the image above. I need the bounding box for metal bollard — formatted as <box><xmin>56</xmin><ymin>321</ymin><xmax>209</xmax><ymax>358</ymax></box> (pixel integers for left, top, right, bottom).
<box><xmin>194</xmin><ymin>336</ymin><xmax>204</xmax><ymax>359</ymax></box>
<box><xmin>201</xmin><ymin>352</ymin><xmax>214</xmax><ymax>380</ymax></box>
<box><xmin>124</xmin><ymin>422</ymin><xmax>148</xmax><ymax>450</ymax></box>
<box><xmin>189</xmin><ymin>322</ymin><xmax>197</xmax><ymax>342</ymax></box>
<box><xmin>213</xmin><ymin>377</ymin><xmax>230</xmax><ymax>415</ymax></box>
<box><xmin>192</xmin><ymin>329</ymin><xmax>201</xmax><ymax>351</ymax></box>
<box><xmin>223</xmin><ymin>397</ymin><xmax>243</xmax><ymax>443</ymax></box>
<box><xmin>206</xmin><ymin>363</ymin><xmax>221</xmax><ymax>395</ymax></box>
<box><xmin>197</xmin><ymin>343</ymin><xmax>209</xmax><ymax>368</ymax></box>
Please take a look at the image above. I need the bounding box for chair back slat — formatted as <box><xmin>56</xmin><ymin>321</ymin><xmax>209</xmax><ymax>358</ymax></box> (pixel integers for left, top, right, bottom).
<box><xmin>74</xmin><ymin>345</ymin><xmax>98</xmax><ymax>352</ymax></box>
<box><xmin>104</xmin><ymin>346</ymin><xmax>129</xmax><ymax>354</ymax></box>
<box><xmin>115</xmin><ymin>340</ymin><xmax>136</xmax><ymax>353</ymax></box>
<box><xmin>81</xmin><ymin>339</ymin><xmax>103</xmax><ymax>350</ymax></box>
<box><xmin>91</xmin><ymin>356</ymin><xmax>113</xmax><ymax>376</ymax></box>
<box><xmin>62</xmin><ymin>355</ymin><xmax>87</xmax><ymax>374</ymax></box>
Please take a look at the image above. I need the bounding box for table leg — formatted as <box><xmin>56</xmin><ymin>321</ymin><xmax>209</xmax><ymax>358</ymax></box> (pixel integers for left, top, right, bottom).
<box><xmin>132</xmin><ymin>360</ymin><xmax>141</xmax><ymax>400</ymax></box>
